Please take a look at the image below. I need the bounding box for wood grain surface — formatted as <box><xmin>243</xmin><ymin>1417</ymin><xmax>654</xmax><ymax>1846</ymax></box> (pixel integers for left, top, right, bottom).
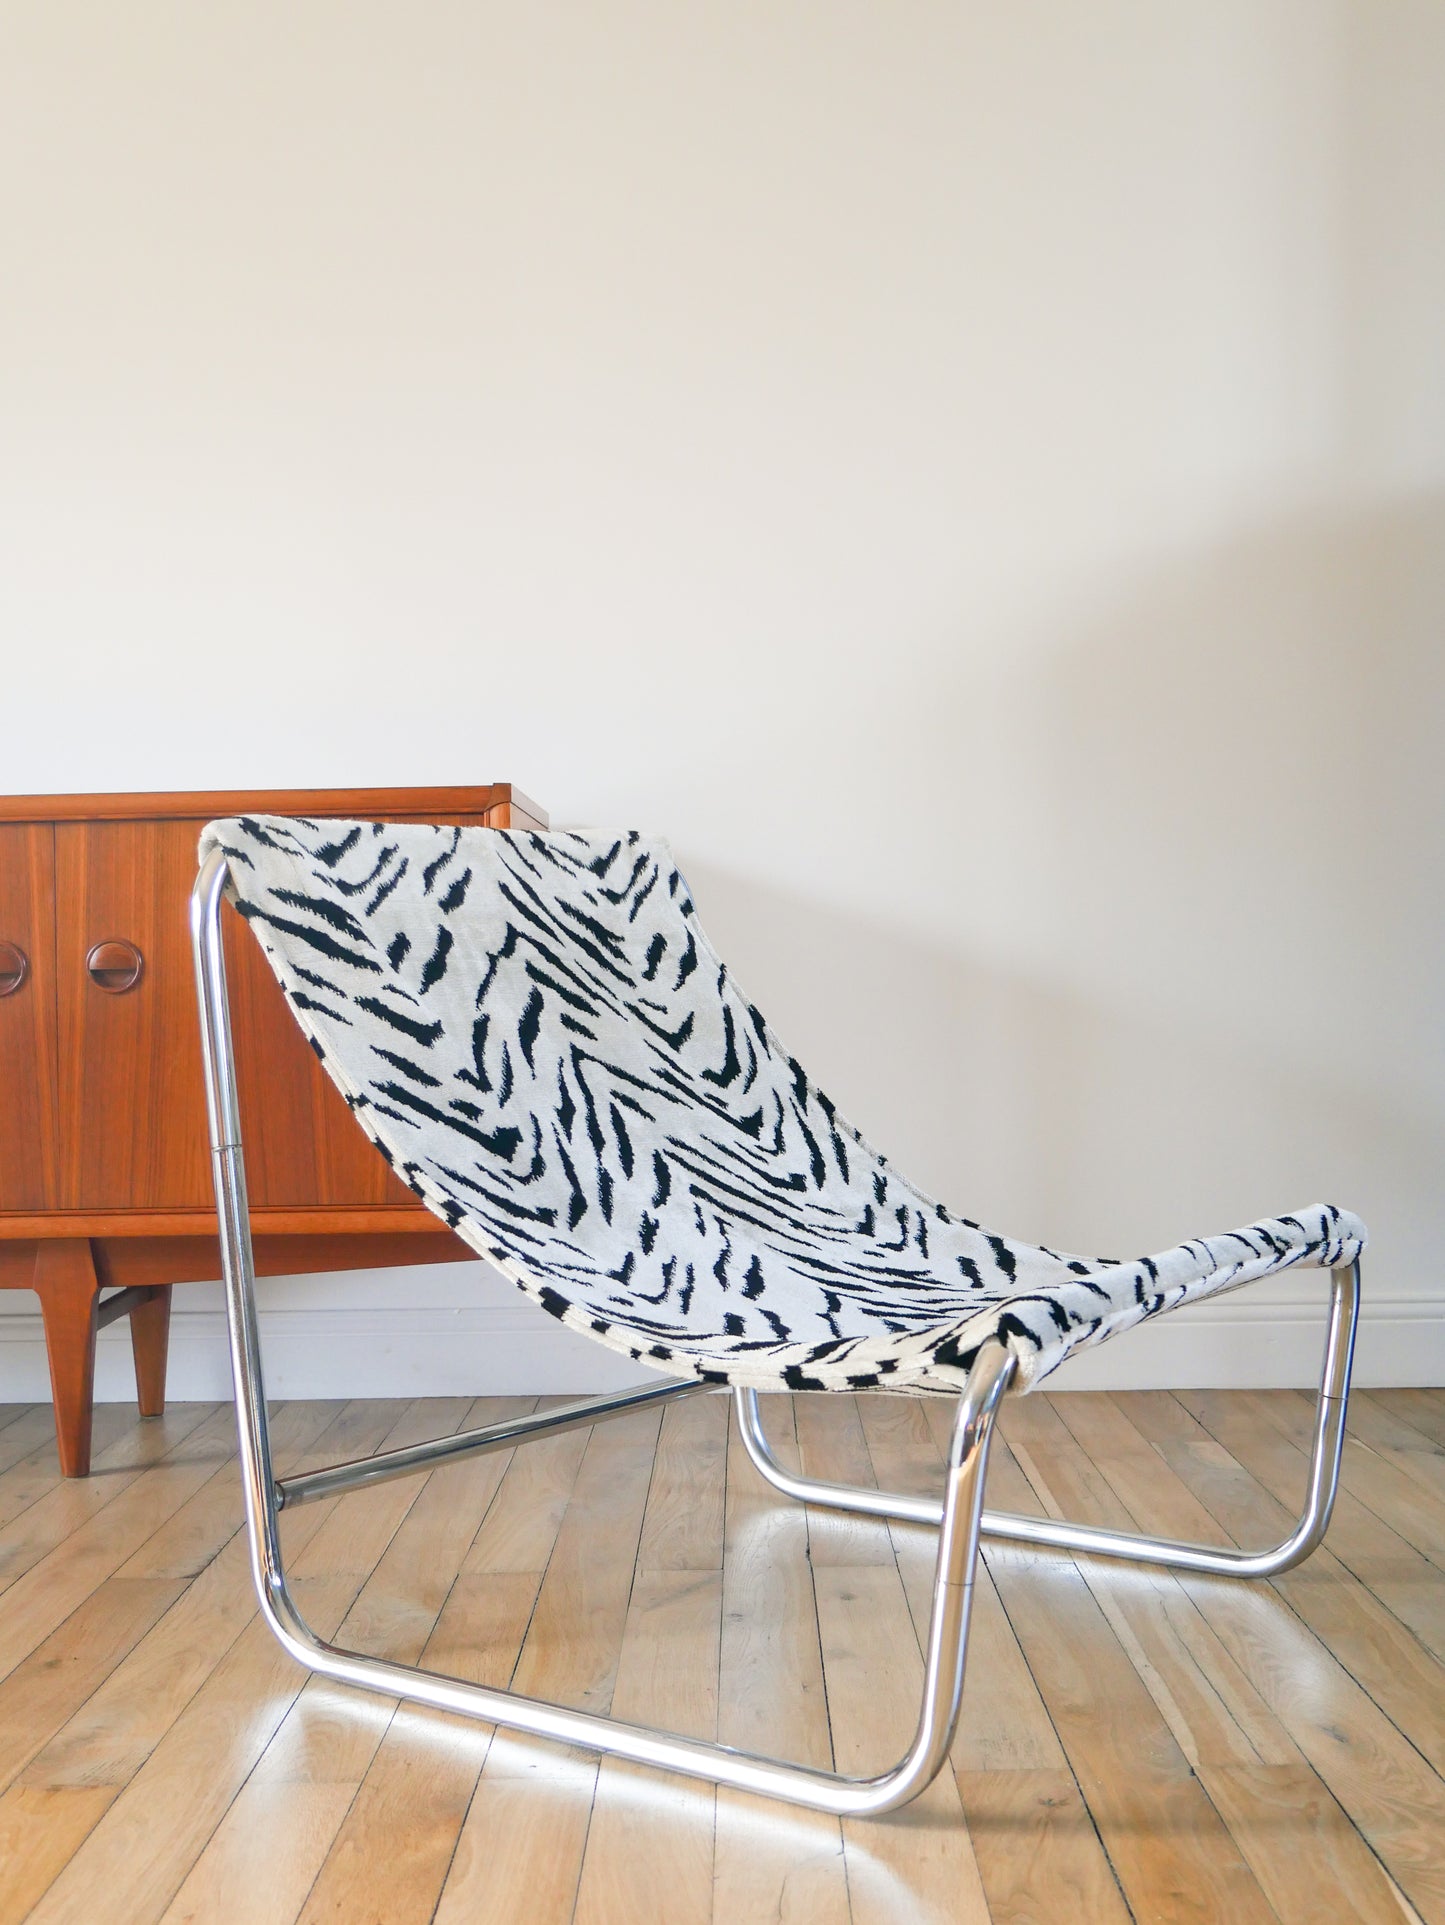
<box><xmin>0</xmin><ymin>1386</ymin><xmax>1438</xmax><ymax>1924</ymax></box>
<box><xmin>0</xmin><ymin>825</ymin><xmax>60</xmax><ymax>1213</ymax></box>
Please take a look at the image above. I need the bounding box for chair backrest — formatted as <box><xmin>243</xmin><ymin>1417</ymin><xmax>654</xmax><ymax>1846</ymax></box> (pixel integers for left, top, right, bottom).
<box><xmin>199</xmin><ymin>815</ymin><xmax>1054</xmax><ymax>1386</ymax></box>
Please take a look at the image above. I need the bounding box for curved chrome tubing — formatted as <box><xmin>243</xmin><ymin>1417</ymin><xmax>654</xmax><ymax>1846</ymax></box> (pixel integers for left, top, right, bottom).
<box><xmin>192</xmin><ymin>847</ymin><xmax>1358</xmax><ymax>1807</ymax></box>
<box><xmin>736</xmin><ymin>1259</ymin><xmax>1360</xmax><ymax>1580</ymax></box>
<box><xmin>191</xmin><ymin>848</ymin><xmax>1018</xmax><ymax>1815</ymax></box>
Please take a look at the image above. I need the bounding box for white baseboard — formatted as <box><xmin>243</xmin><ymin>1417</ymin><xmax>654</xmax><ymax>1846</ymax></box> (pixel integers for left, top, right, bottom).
<box><xmin>0</xmin><ymin>1303</ymin><xmax>646</xmax><ymax>1404</ymax></box>
<box><xmin>1042</xmin><ymin>1292</ymin><xmax>1444</xmax><ymax>1391</ymax></box>
<box><xmin>0</xmin><ymin>1291</ymin><xmax>1439</xmax><ymax>1402</ymax></box>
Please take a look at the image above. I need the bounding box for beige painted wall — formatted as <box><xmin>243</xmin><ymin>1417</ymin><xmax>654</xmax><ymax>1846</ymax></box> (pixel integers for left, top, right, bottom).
<box><xmin>2</xmin><ymin>1</ymin><xmax>1441</xmax><ymax>1393</ymax></box>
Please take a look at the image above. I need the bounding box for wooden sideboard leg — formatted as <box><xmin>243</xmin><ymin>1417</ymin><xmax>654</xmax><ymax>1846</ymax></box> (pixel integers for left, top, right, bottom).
<box><xmin>129</xmin><ymin>1286</ymin><xmax>172</xmax><ymax>1418</ymax></box>
<box><xmin>34</xmin><ymin>1239</ymin><xmax>102</xmax><ymax>1478</ymax></box>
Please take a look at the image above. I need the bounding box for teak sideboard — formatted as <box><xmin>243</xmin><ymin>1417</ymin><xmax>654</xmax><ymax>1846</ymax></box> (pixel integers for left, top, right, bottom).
<box><xmin>0</xmin><ymin>783</ymin><xmax>547</xmax><ymax>1474</ymax></box>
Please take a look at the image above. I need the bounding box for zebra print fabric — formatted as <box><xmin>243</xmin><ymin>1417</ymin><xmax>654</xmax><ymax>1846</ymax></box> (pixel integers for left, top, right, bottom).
<box><xmin>198</xmin><ymin>817</ymin><xmax>1366</xmax><ymax>1395</ymax></box>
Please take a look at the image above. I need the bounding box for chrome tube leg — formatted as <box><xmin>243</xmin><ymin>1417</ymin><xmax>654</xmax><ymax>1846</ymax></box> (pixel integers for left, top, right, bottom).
<box><xmin>885</xmin><ymin>1341</ymin><xmax>1015</xmax><ymax>1806</ymax></box>
<box><xmin>190</xmin><ymin>848</ymin><xmax>1017</xmax><ymax>1815</ymax></box>
<box><xmin>191</xmin><ymin>854</ymin><xmax>290</xmax><ymax>1625</ymax></box>
<box><xmin>734</xmin><ymin>1259</ymin><xmax>1361</xmax><ymax>1580</ymax></box>
<box><xmin>735</xmin><ymin>1383</ymin><xmax>941</xmax><ymax>1525</ymax></box>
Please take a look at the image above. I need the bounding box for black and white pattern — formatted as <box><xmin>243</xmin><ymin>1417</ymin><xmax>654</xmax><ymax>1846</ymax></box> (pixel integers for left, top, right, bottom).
<box><xmin>199</xmin><ymin>817</ymin><xmax>1367</xmax><ymax>1396</ymax></box>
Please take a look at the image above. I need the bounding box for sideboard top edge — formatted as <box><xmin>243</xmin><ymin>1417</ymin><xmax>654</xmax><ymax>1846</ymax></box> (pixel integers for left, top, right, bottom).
<box><xmin>0</xmin><ymin>783</ymin><xmax>548</xmax><ymax>826</ymax></box>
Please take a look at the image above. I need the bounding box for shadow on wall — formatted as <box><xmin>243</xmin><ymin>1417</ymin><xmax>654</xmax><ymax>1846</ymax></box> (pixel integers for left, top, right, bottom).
<box><xmin>689</xmin><ymin>491</ymin><xmax>1445</xmax><ymax>1315</ymax></box>
<box><xmin>692</xmin><ymin>856</ymin><xmax>1431</xmax><ymax>1303</ymax></box>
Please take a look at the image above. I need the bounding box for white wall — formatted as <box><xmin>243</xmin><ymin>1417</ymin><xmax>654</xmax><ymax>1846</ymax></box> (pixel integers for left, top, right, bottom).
<box><xmin>2</xmin><ymin>1</ymin><xmax>1441</xmax><ymax>1396</ymax></box>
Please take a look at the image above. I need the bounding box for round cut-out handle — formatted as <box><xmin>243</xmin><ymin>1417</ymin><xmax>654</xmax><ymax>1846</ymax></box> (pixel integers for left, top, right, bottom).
<box><xmin>86</xmin><ymin>939</ymin><xmax>144</xmax><ymax>993</ymax></box>
<box><xmin>0</xmin><ymin>940</ymin><xmax>27</xmax><ymax>996</ymax></box>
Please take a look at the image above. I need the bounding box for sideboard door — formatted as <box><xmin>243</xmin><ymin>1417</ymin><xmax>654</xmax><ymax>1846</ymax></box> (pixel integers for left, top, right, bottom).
<box><xmin>54</xmin><ymin>819</ymin><xmax>214</xmax><ymax>1208</ymax></box>
<box><xmin>0</xmin><ymin>824</ymin><xmax>61</xmax><ymax>1209</ymax></box>
<box><xmin>53</xmin><ymin>815</ymin><xmax>438</xmax><ymax>1211</ymax></box>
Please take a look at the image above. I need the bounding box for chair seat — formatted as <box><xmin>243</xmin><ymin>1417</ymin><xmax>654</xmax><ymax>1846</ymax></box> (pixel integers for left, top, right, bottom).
<box><xmin>199</xmin><ymin>817</ymin><xmax>1366</xmax><ymax>1394</ymax></box>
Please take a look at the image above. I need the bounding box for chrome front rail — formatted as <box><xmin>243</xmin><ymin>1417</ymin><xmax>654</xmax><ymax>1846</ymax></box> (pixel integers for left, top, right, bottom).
<box><xmin>190</xmin><ymin>847</ymin><xmax>1018</xmax><ymax>1815</ymax></box>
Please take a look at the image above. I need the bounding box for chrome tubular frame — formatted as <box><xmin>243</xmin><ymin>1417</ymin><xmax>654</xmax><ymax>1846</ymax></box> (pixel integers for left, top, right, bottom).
<box><xmin>736</xmin><ymin>1259</ymin><xmax>1360</xmax><ymax>1580</ymax></box>
<box><xmin>190</xmin><ymin>848</ymin><xmax>1018</xmax><ymax>1815</ymax></box>
<box><xmin>277</xmin><ymin>1375</ymin><xmax>706</xmax><ymax>1511</ymax></box>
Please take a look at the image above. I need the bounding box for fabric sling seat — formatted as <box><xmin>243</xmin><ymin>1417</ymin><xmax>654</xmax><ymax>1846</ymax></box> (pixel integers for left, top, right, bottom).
<box><xmin>191</xmin><ymin>816</ymin><xmax>1367</xmax><ymax>1816</ymax></box>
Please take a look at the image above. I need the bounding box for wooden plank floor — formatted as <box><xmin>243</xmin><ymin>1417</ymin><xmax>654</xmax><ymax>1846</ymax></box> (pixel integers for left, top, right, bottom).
<box><xmin>0</xmin><ymin>1387</ymin><xmax>1441</xmax><ymax>1924</ymax></box>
